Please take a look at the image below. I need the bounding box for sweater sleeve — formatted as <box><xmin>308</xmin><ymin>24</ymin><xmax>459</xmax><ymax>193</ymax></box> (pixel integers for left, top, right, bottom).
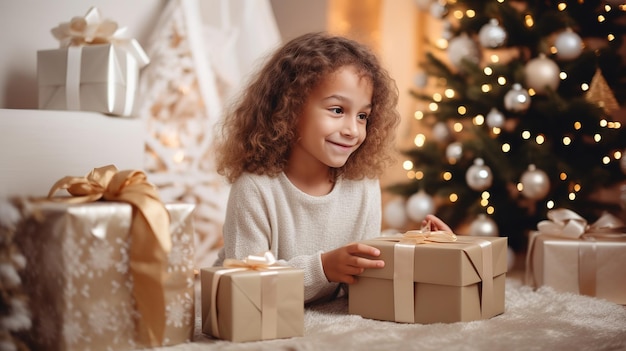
<box><xmin>214</xmin><ymin>175</ymin><xmax>272</xmax><ymax>266</ymax></box>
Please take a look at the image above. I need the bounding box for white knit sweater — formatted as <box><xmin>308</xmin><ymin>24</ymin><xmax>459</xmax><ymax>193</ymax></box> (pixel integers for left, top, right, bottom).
<box><xmin>214</xmin><ymin>172</ymin><xmax>382</xmax><ymax>302</ymax></box>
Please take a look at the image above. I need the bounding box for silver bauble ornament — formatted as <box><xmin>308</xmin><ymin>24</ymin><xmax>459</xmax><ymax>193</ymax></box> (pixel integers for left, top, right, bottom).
<box><xmin>504</xmin><ymin>83</ymin><xmax>531</xmax><ymax>113</ymax></box>
<box><xmin>383</xmin><ymin>198</ymin><xmax>408</xmax><ymax>229</ymax></box>
<box><xmin>478</xmin><ymin>19</ymin><xmax>507</xmax><ymax>48</ymax></box>
<box><xmin>446</xmin><ymin>141</ymin><xmax>463</xmax><ymax>163</ymax></box>
<box><xmin>432</xmin><ymin>122</ymin><xmax>450</xmax><ymax>142</ymax></box>
<box><xmin>469</xmin><ymin>213</ymin><xmax>499</xmax><ymax>236</ymax></box>
<box><xmin>465</xmin><ymin>158</ymin><xmax>493</xmax><ymax>191</ymax></box>
<box><xmin>448</xmin><ymin>33</ymin><xmax>481</xmax><ymax>69</ymax></box>
<box><xmin>520</xmin><ymin>164</ymin><xmax>550</xmax><ymax>200</ymax></box>
<box><xmin>429</xmin><ymin>1</ymin><xmax>447</xmax><ymax>18</ymax></box>
<box><xmin>524</xmin><ymin>54</ymin><xmax>560</xmax><ymax>95</ymax></box>
<box><xmin>406</xmin><ymin>190</ymin><xmax>435</xmax><ymax>223</ymax></box>
<box><xmin>486</xmin><ymin>107</ymin><xmax>505</xmax><ymax>128</ymax></box>
<box><xmin>555</xmin><ymin>28</ymin><xmax>583</xmax><ymax>60</ymax></box>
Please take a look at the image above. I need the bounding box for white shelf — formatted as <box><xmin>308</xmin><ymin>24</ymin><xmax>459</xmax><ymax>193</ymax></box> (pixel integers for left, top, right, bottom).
<box><xmin>0</xmin><ymin>108</ymin><xmax>145</xmax><ymax>197</ymax></box>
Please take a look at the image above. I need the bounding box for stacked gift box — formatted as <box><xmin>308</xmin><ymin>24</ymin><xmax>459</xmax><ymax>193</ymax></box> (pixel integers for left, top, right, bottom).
<box><xmin>525</xmin><ymin>208</ymin><xmax>626</xmax><ymax>305</ymax></box>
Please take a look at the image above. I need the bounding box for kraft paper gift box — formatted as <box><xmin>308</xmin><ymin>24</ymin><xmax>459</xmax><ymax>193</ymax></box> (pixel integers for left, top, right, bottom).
<box><xmin>11</xmin><ymin>200</ymin><xmax>196</xmax><ymax>350</ymax></box>
<box><xmin>526</xmin><ymin>209</ymin><xmax>626</xmax><ymax>305</ymax></box>
<box><xmin>200</xmin><ymin>253</ymin><xmax>304</xmax><ymax>342</ymax></box>
<box><xmin>37</xmin><ymin>7</ymin><xmax>149</xmax><ymax>117</ymax></box>
<box><xmin>349</xmin><ymin>232</ymin><xmax>507</xmax><ymax>324</ymax></box>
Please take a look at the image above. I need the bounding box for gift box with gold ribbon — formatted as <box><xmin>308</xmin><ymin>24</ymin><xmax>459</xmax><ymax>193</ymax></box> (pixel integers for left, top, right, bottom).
<box><xmin>37</xmin><ymin>7</ymin><xmax>150</xmax><ymax>117</ymax></box>
<box><xmin>8</xmin><ymin>165</ymin><xmax>195</xmax><ymax>350</ymax></box>
<box><xmin>525</xmin><ymin>208</ymin><xmax>626</xmax><ymax>305</ymax></box>
<box><xmin>200</xmin><ymin>252</ymin><xmax>304</xmax><ymax>342</ymax></box>
<box><xmin>349</xmin><ymin>231</ymin><xmax>507</xmax><ymax>324</ymax></box>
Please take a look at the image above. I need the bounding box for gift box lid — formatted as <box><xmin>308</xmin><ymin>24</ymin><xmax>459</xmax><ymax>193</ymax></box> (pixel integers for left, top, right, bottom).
<box><xmin>357</xmin><ymin>235</ymin><xmax>507</xmax><ymax>287</ymax></box>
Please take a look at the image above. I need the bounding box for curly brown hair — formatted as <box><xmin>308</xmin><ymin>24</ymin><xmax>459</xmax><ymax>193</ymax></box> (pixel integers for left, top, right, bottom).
<box><xmin>214</xmin><ymin>32</ymin><xmax>401</xmax><ymax>183</ymax></box>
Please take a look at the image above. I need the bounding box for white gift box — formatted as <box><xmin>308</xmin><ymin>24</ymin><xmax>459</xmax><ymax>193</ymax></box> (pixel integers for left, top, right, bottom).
<box><xmin>37</xmin><ymin>44</ymin><xmax>141</xmax><ymax>117</ymax></box>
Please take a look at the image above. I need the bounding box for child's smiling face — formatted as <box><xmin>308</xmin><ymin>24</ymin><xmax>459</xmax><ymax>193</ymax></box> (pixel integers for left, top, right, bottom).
<box><xmin>290</xmin><ymin>65</ymin><xmax>373</xmax><ymax>174</ymax></box>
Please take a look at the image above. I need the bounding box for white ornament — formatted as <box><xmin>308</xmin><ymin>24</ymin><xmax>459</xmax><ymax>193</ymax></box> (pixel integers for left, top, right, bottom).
<box><xmin>414</xmin><ymin>72</ymin><xmax>428</xmax><ymax>88</ymax></box>
<box><xmin>504</xmin><ymin>83</ymin><xmax>531</xmax><ymax>113</ymax></box>
<box><xmin>406</xmin><ymin>190</ymin><xmax>435</xmax><ymax>223</ymax></box>
<box><xmin>383</xmin><ymin>198</ymin><xmax>408</xmax><ymax>229</ymax></box>
<box><xmin>520</xmin><ymin>164</ymin><xmax>550</xmax><ymax>200</ymax></box>
<box><xmin>448</xmin><ymin>33</ymin><xmax>481</xmax><ymax>69</ymax></box>
<box><xmin>465</xmin><ymin>158</ymin><xmax>493</xmax><ymax>191</ymax></box>
<box><xmin>524</xmin><ymin>54</ymin><xmax>560</xmax><ymax>94</ymax></box>
<box><xmin>446</xmin><ymin>141</ymin><xmax>463</xmax><ymax>163</ymax></box>
<box><xmin>555</xmin><ymin>28</ymin><xmax>583</xmax><ymax>60</ymax></box>
<box><xmin>469</xmin><ymin>214</ymin><xmax>499</xmax><ymax>236</ymax></box>
<box><xmin>432</xmin><ymin>121</ymin><xmax>450</xmax><ymax>142</ymax></box>
<box><xmin>478</xmin><ymin>19</ymin><xmax>507</xmax><ymax>48</ymax></box>
<box><xmin>486</xmin><ymin>107</ymin><xmax>505</xmax><ymax>128</ymax></box>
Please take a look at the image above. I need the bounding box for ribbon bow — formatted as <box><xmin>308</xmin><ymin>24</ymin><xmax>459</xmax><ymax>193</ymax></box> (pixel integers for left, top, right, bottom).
<box><xmin>48</xmin><ymin>164</ymin><xmax>171</xmax><ymax>347</ymax></box>
<box><xmin>537</xmin><ymin>208</ymin><xmax>625</xmax><ymax>239</ymax></box>
<box><xmin>223</xmin><ymin>251</ymin><xmax>279</xmax><ymax>270</ymax></box>
<box><xmin>50</xmin><ymin>6</ymin><xmax>149</xmax><ymax>67</ymax></box>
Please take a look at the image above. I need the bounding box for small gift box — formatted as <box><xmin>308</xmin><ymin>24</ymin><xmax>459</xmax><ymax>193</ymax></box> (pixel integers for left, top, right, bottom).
<box><xmin>349</xmin><ymin>231</ymin><xmax>507</xmax><ymax>324</ymax></box>
<box><xmin>200</xmin><ymin>252</ymin><xmax>304</xmax><ymax>342</ymax></box>
<box><xmin>37</xmin><ymin>7</ymin><xmax>149</xmax><ymax>117</ymax></box>
<box><xmin>8</xmin><ymin>165</ymin><xmax>195</xmax><ymax>350</ymax></box>
<box><xmin>526</xmin><ymin>208</ymin><xmax>626</xmax><ymax>305</ymax></box>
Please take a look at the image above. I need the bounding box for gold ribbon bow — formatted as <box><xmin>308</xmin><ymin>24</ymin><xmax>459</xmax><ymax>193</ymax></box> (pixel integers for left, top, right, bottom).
<box><xmin>537</xmin><ymin>208</ymin><xmax>625</xmax><ymax>239</ymax></box>
<box><xmin>50</xmin><ymin>6</ymin><xmax>149</xmax><ymax>67</ymax></box>
<box><xmin>48</xmin><ymin>164</ymin><xmax>171</xmax><ymax>347</ymax></box>
<box><xmin>210</xmin><ymin>252</ymin><xmax>285</xmax><ymax>340</ymax></box>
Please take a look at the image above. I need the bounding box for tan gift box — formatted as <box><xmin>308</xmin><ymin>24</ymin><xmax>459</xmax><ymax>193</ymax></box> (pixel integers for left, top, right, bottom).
<box><xmin>37</xmin><ymin>44</ymin><xmax>142</xmax><ymax>117</ymax></box>
<box><xmin>526</xmin><ymin>231</ymin><xmax>626</xmax><ymax>305</ymax></box>
<box><xmin>349</xmin><ymin>234</ymin><xmax>507</xmax><ymax>323</ymax></box>
<box><xmin>201</xmin><ymin>262</ymin><xmax>304</xmax><ymax>342</ymax></box>
<box><xmin>10</xmin><ymin>201</ymin><xmax>195</xmax><ymax>350</ymax></box>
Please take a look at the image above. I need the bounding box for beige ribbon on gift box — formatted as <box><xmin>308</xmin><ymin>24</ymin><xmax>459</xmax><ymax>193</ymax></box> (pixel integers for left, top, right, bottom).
<box><xmin>376</xmin><ymin>228</ymin><xmax>495</xmax><ymax>323</ymax></box>
<box><xmin>526</xmin><ymin>208</ymin><xmax>626</xmax><ymax>297</ymax></box>
<box><xmin>209</xmin><ymin>252</ymin><xmax>288</xmax><ymax>340</ymax></box>
<box><xmin>47</xmin><ymin>164</ymin><xmax>171</xmax><ymax>347</ymax></box>
<box><xmin>50</xmin><ymin>6</ymin><xmax>150</xmax><ymax>115</ymax></box>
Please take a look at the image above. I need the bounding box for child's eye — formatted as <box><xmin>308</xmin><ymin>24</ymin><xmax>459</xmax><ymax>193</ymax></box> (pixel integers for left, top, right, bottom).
<box><xmin>330</xmin><ymin>107</ymin><xmax>343</xmax><ymax>115</ymax></box>
<box><xmin>357</xmin><ymin>113</ymin><xmax>369</xmax><ymax>121</ymax></box>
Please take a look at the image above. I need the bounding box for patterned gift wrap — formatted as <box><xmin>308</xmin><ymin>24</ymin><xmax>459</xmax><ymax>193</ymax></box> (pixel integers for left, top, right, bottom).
<box><xmin>13</xmin><ymin>201</ymin><xmax>195</xmax><ymax>350</ymax></box>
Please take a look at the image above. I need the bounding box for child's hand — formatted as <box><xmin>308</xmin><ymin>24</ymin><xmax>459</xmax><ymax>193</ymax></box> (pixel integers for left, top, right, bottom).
<box><xmin>321</xmin><ymin>243</ymin><xmax>385</xmax><ymax>284</ymax></box>
<box><xmin>423</xmin><ymin>214</ymin><xmax>453</xmax><ymax>233</ymax></box>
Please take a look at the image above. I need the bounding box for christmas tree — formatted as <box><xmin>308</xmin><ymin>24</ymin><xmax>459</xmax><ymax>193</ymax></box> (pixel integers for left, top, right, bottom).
<box><xmin>386</xmin><ymin>0</ymin><xmax>626</xmax><ymax>251</ymax></box>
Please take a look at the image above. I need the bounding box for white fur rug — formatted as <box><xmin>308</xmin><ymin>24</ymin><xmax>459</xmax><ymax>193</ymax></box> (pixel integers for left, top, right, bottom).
<box><xmin>152</xmin><ymin>278</ymin><xmax>626</xmax><ymax>351</ymax></box>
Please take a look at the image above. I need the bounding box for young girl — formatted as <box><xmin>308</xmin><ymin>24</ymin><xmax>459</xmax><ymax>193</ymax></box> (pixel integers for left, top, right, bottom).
<box><xmin>213</xmin><ymin>32</ymin><xmax>451</xmax><ymax>303</ymax></box>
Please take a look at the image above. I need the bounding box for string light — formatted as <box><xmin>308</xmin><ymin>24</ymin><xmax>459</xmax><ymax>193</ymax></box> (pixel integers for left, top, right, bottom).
<box><xmin>484</xmin><ymin>67</ymin><xmax>493</xmax><ymax>75</ymax></box>
<box><xmin>433</xmin><ymin>93</ymin><xmax>442</xmax><ymax>102</ymax></box>
<box><xmin>557</xmin><ymin>2</ymin><xmax>567</xmax><ymax>11</ymax></box>
<box><xmin>443</xmin><ymin>171</ymin><xmax>453</xmax><ymax>181</ymax></box>
<box><xmin>449</xmin><ymin>193</ymin><xmax>458</xmax><ymax>202</ymax></box>
<box><xmin>414</xmin><ymin>133</ymin><xmax>426</xmax><ymax>147</ymax></box>
<box><xmin>492</xmin><ymin>127</ymin><xmax>501</xmax><ymax>135</ymax></box>
<box><xmin>414</xmin><ymin>110</ymin><xmax>424</xmax><ymax>120</ymax></box>
<box><xmin>444</xmin><ymin>89</ymin><xmax>455</xmax><ymax>98</ymax></box>
<box><xmin>559</xmin><ymin>72</ymin><xmax>567</xmax><ymax>80</ymax></box>
<box><xmin>602</xmin><ymin>156</ymin><xmax>610</xmax><ymax>164</ymax></box>
<box><xmin>453</xmin><ymin>123</ymin><xmax>463</xmax><ymax>132</ymax></box>
<box><xmin>522</xmin><ymin>131</ymin><xmax>531</xmax><ymax>139</ymax></box>
<box><xmin>560</xmin><ymin>172</ymin><xmax>567</xmax><ymax>180</ymax></box>
<box><xmin>574</xmin><ymin>121</ymin><xmax>582</xmax><ymax>130</ymax></box>
<box><xmin>563</xmin><ymin>136</ymin><xmax>572</xmax><ymax>145</ymax></box>
<box><xmin>497</xmin><ymin>76</ymin><xmax>507</xmax><ymax>85</ymax></box>
<box><xmin>535</xmin><ymin>134</ymin><xmax>545</xmax><ymax>144</ymax></box>
<box><xmin>490</xmin><ymin>55</ymin><xmax>500</xmax><ymax>63</ymax></box>
<box><xmin>502</xmin><ymin>143</ymin><xmax>510</xmax><ymax>152</ymax></box>
<box><xmin>473</xmin><ymin>114</ymin><xmax>485</xmax><ymax>125</ymax></box>
<box><xmin>594</xmin><ymin>134</ymin><xmax>601</xmax><ymax>142</ymax></box>
<box><xmin>581</xmin><ymin>83</ymin><xmax>590</xmax><ymax>91</ymax></box>
<box><xmin>403</xmin><ymin>160</ymin><xmax>413</xmax><ymax>170</ymax></box>
<box><xmin>429</xmin><ymin>102</ymin><xmax>439</xmax><ymax>111</ymax></box>
<box><xmin>524</xmin><ymin>15</ymin><xmax>534</xmax><ymax>27</ymax></box>
<box><xmin>458</xmin><ymin>106</ymin><xmax>467</xmax><ymax>115</ymax></box>
<box><xmin>547</xmin><ymin>200</ymin><xmax>555</xmax><ymax>209</ymax></box>
<box><xmin>481</xmin><ymin>84</ymin><xmax>492</xmax><ymax>92</ymax></box>
<box><xmin>486</xmin><ymin>206</ymin><xmax>495</xmax><ymax>215</ymax></box>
